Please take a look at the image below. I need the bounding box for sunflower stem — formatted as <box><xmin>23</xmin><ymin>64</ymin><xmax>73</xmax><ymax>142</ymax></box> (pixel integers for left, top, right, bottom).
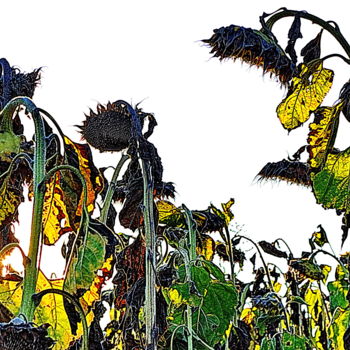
<box><xmin>264</xmin><ymin>9</ymin><xmax>350</xmax><ymax>59</ymax></box>
<box><xmin>182</xmin><ymin>204</ymin><xmax>196</xmax><ymax>350</ymax></box>
<box><xmin>100</xmin><ymin>154</ymin><xmax>129</xmax><ymax>224</ymax></box>
<box><xmin>19</xmin><ymin>106</ymin><xmax>46</xmax><ymax>321</ymax></box>
<box><xmin>141</xmin><ymin>158</ymin><xmax>157</xmax><ymax>350</ymax></box>
<box><xmin>236</xmin><ymin>235</ymin><xmax>274</xmax><ymax>291</ymax></box>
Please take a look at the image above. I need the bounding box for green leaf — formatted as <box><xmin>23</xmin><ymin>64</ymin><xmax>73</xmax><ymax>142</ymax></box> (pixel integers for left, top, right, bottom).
<box><xmin>261</xmin><ymin>337</ymin><xmax>277</xmax><ymax>350</ymax></box>
<box><xmin>64</xmin><ymin>230</ymin><xmax>106</xmax><ymax>293</ymax></box>
<box><xmin>312</xmin><ymin>148</ymin><xmax>350</xmax><ymax>213</ymax></box>
<box><xmin>280</xmin><ymin>332</ymin><xmax>308</xmax><ymax>349</ymax></box>
<box><xmin>328</xmin><ymin>280</ymin><xmax>349</xmax><ymax>313</ymax></box>
<box><xmin>256</xmin><ymin>314</ymin><xmax>283</xmax><ymax>336</ymax></box>
<box><xmin>199</xmin><ymin>260</ymin><xmax>226</xmax><ymax>282</ymax></box>
<box><xmin>0</xmin><ymin>131</ymin><xmax>21</xmax><ymax>162</ymax></box>
<box><xmin>166</xmin><ymin>265</ymin><xmax>238</xmax><ymax>349</ymax></box>
<box><xmin>195</xmin><ymin>281</ymin><xmax>238</xmax><ymax>347</ymax></box>
<box><xmin>287</xmin><ymin>295</ymin><xmax>309</xmax><ymax>306</ymax></box>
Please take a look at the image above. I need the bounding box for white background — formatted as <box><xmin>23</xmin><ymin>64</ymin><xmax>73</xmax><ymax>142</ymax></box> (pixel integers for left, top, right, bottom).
<box><xmin>2</xmin><ymin>1</ymin><xmax>350</xmax><ymax>274</ymax></box>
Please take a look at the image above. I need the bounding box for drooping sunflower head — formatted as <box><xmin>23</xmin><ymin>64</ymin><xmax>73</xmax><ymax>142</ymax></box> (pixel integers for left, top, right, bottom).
<box><xmin>78</xmin><ymin>100</ymin><xmax>151</xmax><ymax>152</ymax></box>
<box><xmin>256</xmin><ymin>159</ymin><xmax>311</xmax><ymax>186</ymax></box>
<box><xmin>203</xmin><ymin>25</ymin><xmax>295</xmax><ymax>84</ymax></box>
<box><xmin>0</xmin><ymin>67</ymin><xmax>42</xmax><ymax>100</ymax></box>
<box><xmin>0</xmin><ymin>320</ymin><xmax>55</xmax><ymax>350</ymax></box>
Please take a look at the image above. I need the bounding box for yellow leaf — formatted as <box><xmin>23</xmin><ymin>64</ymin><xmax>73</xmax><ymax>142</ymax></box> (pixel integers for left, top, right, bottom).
<box><xmin>197</xmin><ymin>234</ymin><xmax>215</xmax><ymax>261</ymax></box>
<box><xmin>273</xmin><ymin>282</ymin><xmax>282</xmax><ymax>293</ymax></box>
<box><xmin>157</xmin><ymin>200</ymin><xmax>183</xmax><ymax>225</ymax></box>
<box><xmin>78</xmin><ymin>255</ymin><xmax>114</xmax><ymax>313</ymax></box>
<box><xmin>221</xmin><ymin>198</ymin><xmax>235</xmax><ymax>225</ymax></box>
<box><xmin>0</xmin><ymin>180</ymin><xmax>22</xmax><ymax>229</ymax></box>
<box><xmin>277</xmin><ymin>63</ymin><xmax>334</xmax><ymax>130</ymax></box>
<box><xmin>64</xmin><ymin>137</ymin><xmax>103</xmax><ymax>216</ymax></box>
<box><xmin>241</xmin><ymin>307</ymin><xmax>255</xmax><ymax>325</ymax></box>
<box><xmin>42</xmin><ymin>173</ymin><xmax>73</xmax><ymax>245</ymax></box>
<box><xmin>0</xmin><ymin>278</ymin><xmax>22</xmax><ymax>316</ymax></box>
<box><xmin>168</xmin><ymin>288</ymin><xmax>184</xmax><ymax>307</ymax></box>
<box><xmin>307</xmin><ymin>102</ymin><xmax>343</xmax><ymax>169</ymax></box>
<box><xmin>0</xmin><ymin>271</ymin><xmax>91</xmax><ymax>350</ymax></box>
<box><xmin>328</xmin><ymin>309</ymin><xmax>350</xmax><ymax>350</ymax></box>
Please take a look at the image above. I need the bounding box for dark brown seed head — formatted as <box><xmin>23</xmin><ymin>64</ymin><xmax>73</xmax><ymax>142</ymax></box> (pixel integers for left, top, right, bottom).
<box><xmin>203</xmin><ymin>25</ymin><xmax>296</xmax><ymax>84</ymax></box>
<box><xmin>0</xmin><ymin>67</ymin><xmax>41</xmax><ymax>100</ymax></box>
<box><xmin>78</xmin><ymin>101</ymin><xmax>135</xmax><ymax>152</ymax></box>
<box><xmin>0</xmin><ymin>321</ymin><xmax>55</xmax><ymax>349</ymax></box>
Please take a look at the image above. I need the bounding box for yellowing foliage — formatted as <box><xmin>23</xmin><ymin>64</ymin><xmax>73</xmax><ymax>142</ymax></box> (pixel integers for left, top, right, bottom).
<box><xmin>42</xmin><ymin>173</ymin><xmax>73</xmax><ymax>245</ymax></box>
<box><xmin>277</xmin><ymin>63</ymin><xmax>333</xmax><ymax>130</ymax></box>
<box><xmin>307</xmin><ymin>102</ymin><xmax>343</xmax><ymax>169</ymax></box>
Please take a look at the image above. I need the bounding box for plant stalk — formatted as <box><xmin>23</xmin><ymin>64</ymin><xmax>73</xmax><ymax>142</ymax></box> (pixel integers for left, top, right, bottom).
<box><xmin>183</xmin><ymin>205</ymin><xmax>196</xmax><ymax>350</ymax></box>
<box><xmin>264</xmin><ymin>9</ymin><xmax>350</xmax><ymax>59</ymax></box>
<box><xmin>141</xmin><ymin>159</ymin><xmax>157</xmax><ymax>349</ymax></box>
<box><xmin>99</xmin><ymin>154</ymin><xmax>129</xmax><ymax>224</ymax></box>
<box><xmin>19</xmin><ymin>108</ymin><xmax>46</xmax><ymax>321</ymax></box>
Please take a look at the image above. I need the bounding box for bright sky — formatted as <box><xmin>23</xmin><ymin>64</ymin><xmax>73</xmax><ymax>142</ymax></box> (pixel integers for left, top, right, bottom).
<box><xmin>3</xmin><ymin>1</ymin><xmax>350</xmax><ymax>274</ymax></box>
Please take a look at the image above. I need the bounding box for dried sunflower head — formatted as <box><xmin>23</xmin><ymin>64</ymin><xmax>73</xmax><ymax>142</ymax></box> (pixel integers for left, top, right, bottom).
<box><xmin>257</xmin><ymin>159</ymin><xmax>311</xmax><ymax>186</ymax></box>
<box><xmin>0</xmin><ymin>66</ymin><xmax>41</xmax><ymax>100</ymax></box>
<box><xmin>78</xmin><ymin>100</ymin><xmax>150</xmax><ymax>152</ymax></box>
<box><xmin>203</xmin><ymin>25</ymin><xmax>295</xmax><ymax>84</ymax></box>
<box><xmin>0</xmin><ymin>320</ymin><xmax>55</xmax><ymax>349</ymax></box>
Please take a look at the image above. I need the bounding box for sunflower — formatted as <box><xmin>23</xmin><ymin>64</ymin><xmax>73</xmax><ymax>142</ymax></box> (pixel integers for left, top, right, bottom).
<box><xmin>203</xmin><ymin>25</ymin><xmax>295</xmax><ymax>84</ymax></box>
<box><xmin>0</xmin><ymin>66</ymin><xmax>41</xmax><ymax>101</ymax></box>
<box><xmin>78</xmin><ymin>100</ymin><xmax>144</xmax><ymax>152</ymax></box>
<box><xmin>0</xmin><ymin>320</ymin><xmax>55</xmax><ymax>350</ymax></box>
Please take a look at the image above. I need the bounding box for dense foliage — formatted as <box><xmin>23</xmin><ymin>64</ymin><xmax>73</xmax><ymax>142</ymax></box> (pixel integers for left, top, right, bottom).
<box><xmin>1</xmin><ymin>7</ymin><xmax>350</xmax><ymax>350</ymax></box>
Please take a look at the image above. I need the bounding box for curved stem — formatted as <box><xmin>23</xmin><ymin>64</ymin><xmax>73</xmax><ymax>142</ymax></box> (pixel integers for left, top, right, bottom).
<box><xmin>37</xmin><ymin>108</ymin><xmax>67</xmax><ymax>158</ymax></box>
<box><xmin>309</xmin><ymin>249</ymin><xmax>348</xmax><ymax>278</ymax></box>
<box><xmin>99</xmin><ymin>154</ymin><xmax>129</xmax><ymax>224</ymax></box>
<box><xmin>0</xmin><ymin>97</ymin><xmax>37</xmax><ymax>132</ymax></box>
<box><xmin>264</xmin><ymin>9</ymin><xmax>350</xmax><ymax>59</ymax></box>
<box><xmin>0</xmin><ymin>58</ymin><xmax>12</xmax><ymax>108</ymax></box>
<box><xmin>236</xmin><ymin>235</ymin><xmax>274</xmax><ymax>291</ymax></box>
<box><xmin>0</xmin><ymin>243</ymin><xmax>28</xmax><ymax>264</ymax></box>
<box><xmin>20</xmin><ymin>107</ymin><xmax>46</xmax><ymax>321</ymax></box>
<box><xmin>321</xmin><ymin>53</ymin><xmax>350</xmax><ymax>65</ymax></box>
<box><xmin>32</xmin><ymin>288</ymin><xmax>89</xmax><ymax>350</ymax></box>
<box><xmin>0</xmin><ymin>152</ymin><xmax>33</xmax><ymax>181</ymax></box>
<box><xmin>274</xmin><ymin>238</ymin><xmax>293</xmax><ymax>258</ymax></box>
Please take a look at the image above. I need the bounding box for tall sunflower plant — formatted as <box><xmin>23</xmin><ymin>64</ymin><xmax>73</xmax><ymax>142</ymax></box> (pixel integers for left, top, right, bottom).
<box><xmin>1</xmin><ymin>8</ymin><xmax>350</xmax><ymax>350</ymax></box>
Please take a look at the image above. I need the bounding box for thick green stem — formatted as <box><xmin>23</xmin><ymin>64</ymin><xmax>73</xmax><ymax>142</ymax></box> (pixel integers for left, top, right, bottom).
<box><xmin>182</xmin><ymin>205</ymin><xmax>196</xmax><ymax>350</ymax></box>
<box><xmin>99</xmin><ymin>154</ymin><xmax>129</xmax><ymax>224</ymax></box>
<box><xmin>141</xmin><ymin>159</ymin><xmax>157</xmax><ymax>349</ymax></box>
<box><xmin>32</xmin><ymin>288</ymin><xmax>89</xmax><ymax>350</ymax></box>
<box><xmin>20</xmin><ymin>108</ymin><xmax>46</xmax><ymax>321</ymax></box>
<box><xmin>264</xmin><ymin>9</ymin><xmax>350</xmax><ymax>59</ymax></box>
